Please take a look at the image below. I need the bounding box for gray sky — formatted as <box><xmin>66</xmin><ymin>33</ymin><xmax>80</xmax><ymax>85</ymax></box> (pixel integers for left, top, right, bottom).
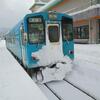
<box><xmin>0</xmin><ymin>0</ymin><xmax>35</xmax><ymax>29</ymax></box>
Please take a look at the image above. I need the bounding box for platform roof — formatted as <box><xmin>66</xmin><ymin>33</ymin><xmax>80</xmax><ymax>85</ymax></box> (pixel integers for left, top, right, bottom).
<box><xmin>35</xmin><ymin>0</ymin><xmax>63</xmax><ymax>12</ymax></box>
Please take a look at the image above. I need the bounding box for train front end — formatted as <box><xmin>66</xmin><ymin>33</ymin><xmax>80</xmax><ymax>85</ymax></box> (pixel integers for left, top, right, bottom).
<box><xmin>23</xmin><ymin>12</ymin><xmax>74</xmax><ymax>83</ymax></box>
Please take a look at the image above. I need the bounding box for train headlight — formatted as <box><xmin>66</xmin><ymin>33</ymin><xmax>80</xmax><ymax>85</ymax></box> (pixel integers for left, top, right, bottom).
<box><xmin>49</xmin><ymin>13</ymin><xmax>57</xmax><ymax>20</ymax></box>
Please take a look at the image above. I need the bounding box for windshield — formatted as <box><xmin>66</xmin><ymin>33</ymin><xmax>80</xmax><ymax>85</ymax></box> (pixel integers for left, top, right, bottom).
<box><xmin>62</xmin><ymin>17</ymin><xmax>73</xmax><ymax>41</ymax></box>
<box><xmin>28</xmin><ymin>17</ymin><xmax>45</xmax><ymax>43</ymax></box>
<box><xmin>48</xmin><ymin>25</ymin><xmax>60</xmax><ymax>43</ymax></box>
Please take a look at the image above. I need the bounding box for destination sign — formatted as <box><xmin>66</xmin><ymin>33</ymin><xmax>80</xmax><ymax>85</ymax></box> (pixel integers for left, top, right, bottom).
<box><xmin>28</xmin><ymin>17</ymin><xmax>42</xmax><ymax>23</ymax></box>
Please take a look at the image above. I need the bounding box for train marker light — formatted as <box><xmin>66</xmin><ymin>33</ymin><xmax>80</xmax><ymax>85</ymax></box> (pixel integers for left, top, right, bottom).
<box><xmin>32</xmin><ymin>54</ymin><xmax>39</xmax><ymax>61</ymax></box>
<box><xmin>69</xmin><ymin>50</ymin><xmax>74</xmax><ymax>54</ymax></box>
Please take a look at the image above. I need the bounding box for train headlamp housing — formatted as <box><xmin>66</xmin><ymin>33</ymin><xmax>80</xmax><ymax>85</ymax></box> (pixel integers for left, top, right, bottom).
<box><xmin>48</xmin><ymin>12</ymin><xmax>57</xmax><ymax>20</ymax></box>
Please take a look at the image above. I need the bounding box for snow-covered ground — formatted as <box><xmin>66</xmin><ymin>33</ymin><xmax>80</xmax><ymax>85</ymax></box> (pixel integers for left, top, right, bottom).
<box><xmin>39</xmin><ymin>80</ymin><xmax>94</xmax><ymax>100</ymax></box>
<box><xmin>39</xmin><ymin>44</ymin><xmax>100</xmax><ymax>100</ymax></box>
<box><xmin>66</xmin><ymin>44</ymin><xmax>100</xmax><ymax>100</ymax></box>
<box><xmin>0</xmin><ymin>40</ymin><xmax>48</xmax><ymax>100</ymax></box>
<box><xmin>0</xmin><ymin>40</ymin><xmax>100</xmax><ymax>100</ymax></box>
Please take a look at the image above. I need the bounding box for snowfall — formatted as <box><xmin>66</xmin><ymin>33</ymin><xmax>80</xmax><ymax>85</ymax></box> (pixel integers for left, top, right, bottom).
<box><xmin>0</xmin><ymin>40</ymin><xmax>100</xmax><ymax>100</ymax></box>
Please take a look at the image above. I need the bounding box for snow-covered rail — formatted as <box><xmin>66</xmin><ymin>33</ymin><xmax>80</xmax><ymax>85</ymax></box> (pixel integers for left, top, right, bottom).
<box><xmin>63</xmin><ymin>79</ymin><xmax>96</xmax><ymax>100</ymax></box>
<box><xmin>38</xmin><ymin>80</ymin><xmax>95</xmax><ymax>100</ymax></box>
<box><xmin>44</xmin><ymin>83</ymin><xmax>62</xmax><ymax>100</ymax></box>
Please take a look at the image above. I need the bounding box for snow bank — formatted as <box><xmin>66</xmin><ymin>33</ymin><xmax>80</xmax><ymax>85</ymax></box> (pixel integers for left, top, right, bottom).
<box><xmin>65</xmin><ymin>44</ymin><xmax>100</xmax><ymax>99</ymax></box>
<box><xmin>0</xmin><ymin>40</ymin><xmax>48</xmax><ymax>100</ymax></box>
<box><xmin>32</xmin><ymin>44</ymin><xmax>72</xmax><ymax>83</ymax></box>
<box><xmin>32</xmin><ymin>44</ymin><xmax>72</xmax><ymax>66</ymax></box>
<box><xmin>0</xmin><ymin>40</ymin><xmax>5</xmax><ymax>48</ymax></box>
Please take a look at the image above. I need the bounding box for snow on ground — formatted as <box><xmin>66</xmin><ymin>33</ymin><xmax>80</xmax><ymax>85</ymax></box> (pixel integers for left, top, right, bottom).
<box><xmin>32</xmin><ymin>33</ymin><xmax>72</xmax><ymax>83</ymax></box>
<box><xmin>1</xmin><ymin>39</ymin><xmax>100</xmax><ymax>100</ymax></box>
<box><xmin>32</xmin><ymin>44</ymin><xmax>72</xmax><ymax>83</ymax></box>
<box><xmin>38</xmin><ymin>84</ymin><xmax>59</xmax><ymax>100</ymax></box>
<box><xmin>0</xmin><ymin>40</ymin><xmax>5</xmax><ymax>48</ymax></box>
<box><xmin>38</xmin><ymin>44</ymin><xmax>100</xmax><ymax>100</ymax></box>
<box><xmin>0</xmin><ymin>40</ymin><xmax>48</xmax><ymax>100</ymax></box>
<box><xmin>66</xmin><ymin>44</ymin><xmax>100</xmax><ymax>100</ymax></box>
<box><xmin>45</xmin><ymin>81</ymin><xmax>93</xmax><ymax>100</ymax></box>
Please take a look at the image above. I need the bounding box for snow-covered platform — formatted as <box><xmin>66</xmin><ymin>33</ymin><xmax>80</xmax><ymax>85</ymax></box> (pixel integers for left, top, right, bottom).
<box><xmin>66</xmin><ymin>44</ymin><xmax>100</xmax><ymax>100</ymax></box>
<box><xmin>0</xmin><ymin>40</ymin><xmax>48</xmax><ymax>100</ymax></box>
<box><xmin>1</xmin><ymin>40</ymin><xmax>100</xmax><ymax>100</ymax></box>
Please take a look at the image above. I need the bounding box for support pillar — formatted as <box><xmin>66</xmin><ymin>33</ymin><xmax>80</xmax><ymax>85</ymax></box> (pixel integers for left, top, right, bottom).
<box><xmin>89</xmin><ymin>19</ymin><xmax>99</xmax><ymax>44</ymax></box>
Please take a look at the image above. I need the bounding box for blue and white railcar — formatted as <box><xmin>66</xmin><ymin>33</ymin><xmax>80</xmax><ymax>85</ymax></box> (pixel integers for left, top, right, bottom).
<box><xmin>5</xmin><ymin>11</ymin><xmax>74</xmax><ymax>83</ymax></box>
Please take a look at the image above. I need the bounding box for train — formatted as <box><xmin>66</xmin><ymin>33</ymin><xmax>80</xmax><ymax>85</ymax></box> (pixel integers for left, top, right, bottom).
<box><xmin>5</xmin><ymin>11</ymin><xmax>74</xmax><ymax>83</ymax></box>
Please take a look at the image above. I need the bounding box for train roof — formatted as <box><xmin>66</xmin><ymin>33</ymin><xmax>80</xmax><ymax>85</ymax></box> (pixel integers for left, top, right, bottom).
<box><xmin>24</xmin><ymin>11</ymin><xmax>73</xmax><ymax>20</ymax></box>
<box><xmin>7</xmin><ymin>11</ymin><xmax>72</xmax><ymax>35</ymax></box>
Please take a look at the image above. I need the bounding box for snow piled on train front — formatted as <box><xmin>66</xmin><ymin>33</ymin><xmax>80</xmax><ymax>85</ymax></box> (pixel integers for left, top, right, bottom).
<box><xmin>32</xmin><ymin>44</ymin><xmax>73</xmax><ymax>83</ymax></box>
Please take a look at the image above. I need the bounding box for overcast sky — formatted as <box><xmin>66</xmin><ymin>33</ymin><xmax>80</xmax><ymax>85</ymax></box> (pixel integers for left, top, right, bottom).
<box><xmin>0</xmin><ymin>0</ymin><xmax>35</xmax><ymax>29</ymax></box>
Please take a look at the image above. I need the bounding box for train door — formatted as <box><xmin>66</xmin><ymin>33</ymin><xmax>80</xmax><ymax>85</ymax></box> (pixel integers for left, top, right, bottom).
<box><xmin>46</xmin><ymin>23</ymin><xmax>64</xmax><ymax>57</ymax></box>
<box><xmin>20</xmin><ymin>24</ymin><xmax>27</xmax><ymax>66</ymax></box>
<box><xmin>62</xmin><ymin>17</ymin><xmax>74</xmax><ymax>59</ymax></box>
<box><xmin>47</xmin><ymin>24</ymin><xmax>60</xmax><ymax>45</ymax></box>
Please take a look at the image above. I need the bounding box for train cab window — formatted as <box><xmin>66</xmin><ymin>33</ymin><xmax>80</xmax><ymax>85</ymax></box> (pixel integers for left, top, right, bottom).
<box><xmin>62</xmin><ymin>17</ymin><xmax>73</xmax><ymax>41</ymax></box>
<box><xmin>48</xmin><ymin>25</ymin><xmax>60</xmax><ymax>42</ymax></box>
<box><xmin>28</xmin><ymin>17</ymin><xmax>45</xmax><ymax>44</ymax></box>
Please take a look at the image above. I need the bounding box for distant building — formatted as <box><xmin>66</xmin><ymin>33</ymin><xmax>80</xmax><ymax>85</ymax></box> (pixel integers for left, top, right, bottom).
<box><xmin>30</xmin><ymin>0</ymin><xmax>100</xmax><ymax>44</ymax></box>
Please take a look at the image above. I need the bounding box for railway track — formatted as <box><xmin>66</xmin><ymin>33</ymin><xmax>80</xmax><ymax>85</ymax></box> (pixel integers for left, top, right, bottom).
<box><xmin>38</xmin><ymin>79</ymin><xmax>96</xmax><ymax>100</ymax></box>
<box><xmin>63</xmin><ymin>79</ymin><xmax>96</xmax><ymax>100</ymax></box>
<box><xmin>18</xmin><ymin>56</ymin><xmax>97</xmax><ymax>100</ymax></box>
<box><xmin>44</xmin><ymin>83</ymin><xmax>63</xmax><ymax>100</ymax></box>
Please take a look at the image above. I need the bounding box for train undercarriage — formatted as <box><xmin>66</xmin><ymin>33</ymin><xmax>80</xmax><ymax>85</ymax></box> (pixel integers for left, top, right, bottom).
<box><xmin>25</xmin><ymin>60</ymin><xmax>72</xmax><ymax>84</ymax></box>
<box><xmin>32</xmin><ymin>61</ymin><xmax>72</xmax><ymax>83</ymax></box>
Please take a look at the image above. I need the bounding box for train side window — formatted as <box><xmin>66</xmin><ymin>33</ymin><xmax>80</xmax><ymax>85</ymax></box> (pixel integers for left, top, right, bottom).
<box><xmin>20</xmin><ymin>25</ymin><xmax>27</xmax><ymax>45</ymax></box>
